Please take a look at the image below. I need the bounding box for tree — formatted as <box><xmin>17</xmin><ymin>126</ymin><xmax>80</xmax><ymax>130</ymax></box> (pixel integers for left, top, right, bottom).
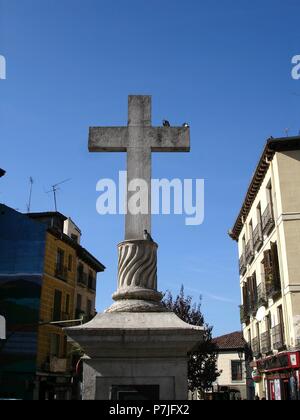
<box><xmin>162</xmin><ymin>285</ymin><xmax>220</xmax><ymax>394</ymax></box>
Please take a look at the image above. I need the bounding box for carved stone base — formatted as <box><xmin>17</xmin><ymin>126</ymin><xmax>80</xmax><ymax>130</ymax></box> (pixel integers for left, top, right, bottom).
<box><xmin>106</xmin><ymin>299</ymin><xmax>167</xmax><ymax>313</ymax></box>
<box><xmin>112</xmin><ymin>286</ymin><xmax>163</xmax><ymax>302</ymax></box>
<box><xmin>109</xmin><ymin>239</ymin><xmax>164</xmax><ymax>312</ymax></box>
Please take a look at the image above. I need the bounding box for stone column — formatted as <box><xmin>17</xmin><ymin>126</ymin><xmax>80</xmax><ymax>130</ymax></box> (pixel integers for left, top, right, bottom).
<box><xmin>106</xmin><ymin>240</ymin><xmax>166</xmax><ymax>313</ymax></box>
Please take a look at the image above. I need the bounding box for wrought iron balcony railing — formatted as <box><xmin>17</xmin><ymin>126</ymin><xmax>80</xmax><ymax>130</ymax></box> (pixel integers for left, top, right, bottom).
<box><xmin>239</xmin><ymin>254</ymin><xmax>247</xmax><ymax>276</ymax></box>
<box><xmin>260</xmin><ymin>331</ymin><xmax>272</xmax><ymax>354</ymax></box>
<box><xmin>265</xmin><ymin>274</ymin><xmax>282</xmax><ymax>300</ymax></box>
<box><xmin>240</xmin><ymin>304</ymin><xmax>250</xmax><ymax>324</ymax></box>
<box><xmin>257</xmin><ymin>282</ymin><xmax>267</xmax><ymax>307</ymax></box>
<box><xmin>245</xmin><ymin>240</ymin><xmax>255</xmax><ymax>265</ymax></box>
<box><xmin>262</xmin><ymin>204</ymin><xmax>275</xmax><ymax>236</ymax></box>
<box><xmin>272</xmin><ymin>324</ymin><xmax>285</xmax><ymax>351</ymax></box>
<box><xmin>253</xmin><ymin>224</ymin><xmax>263</xmax><ymax>251</ymax></box>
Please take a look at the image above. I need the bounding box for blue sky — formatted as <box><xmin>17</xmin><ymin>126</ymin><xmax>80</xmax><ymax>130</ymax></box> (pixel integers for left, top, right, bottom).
<box><xmin>0</xmin><ymin>0</ymin><xmax>299</xmax><ymax>336</ymax></box>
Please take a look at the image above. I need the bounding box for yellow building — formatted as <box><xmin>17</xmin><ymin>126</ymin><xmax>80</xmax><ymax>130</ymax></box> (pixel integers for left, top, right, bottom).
<box><xmin>230</xmin><ymin>136</ymin><xmax>300</xmax><ymax>401</ymax></box>
<box><xmin>28</xmin><ymin>212</ymin><xmax>105</xmax><ymax>400</ymax></box>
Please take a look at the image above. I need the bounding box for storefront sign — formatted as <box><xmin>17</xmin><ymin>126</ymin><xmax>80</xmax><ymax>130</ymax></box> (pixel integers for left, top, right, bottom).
<box><xmin>257</xmin><ymin>352</ymin><xmax>300</xmax><ymax>373</ymax></box>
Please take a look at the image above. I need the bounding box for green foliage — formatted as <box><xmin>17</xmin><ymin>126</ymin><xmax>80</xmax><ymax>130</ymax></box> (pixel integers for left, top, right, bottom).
<box><xmin>163</xmin><ymin>286</ymin><xmax>220</xmax><ymax>393</ymax></box>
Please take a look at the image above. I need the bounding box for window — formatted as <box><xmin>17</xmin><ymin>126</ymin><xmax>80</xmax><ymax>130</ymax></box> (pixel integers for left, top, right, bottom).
<box><xmin>278</xmin><ymin>305</ymin><xmax>286</xmax><ymax>346</ymax></box>
<box><xmin>242</xmin><ymin>235</ymin><xmax>246</xmax><ymax>253</ymax></box>
<box><xmin>77</xmin><ymin>263</ymin><xmax>85</xmax><ymax>284</ymax></box>
<box><xmin>249</xmin><ymin>221</ymin><xmax>253</xmax><ymax>242</ymax></box>
<box><xmin>231</xmin><ymin>360</ymin><xmax>243</xmax><ymax>382</ymax></box>
<box><xmin>53</xmin><ymin>290</ymin><xmax>62</xmax><ymax>321</ymax></box>
<box><xmin>76</xmin><ymin>294</ymin><xmax>82</xmax><ymax>310</ymax></box>
<box><xmin>266</xmin><ymin>181</ymin><xmax>274</xmax><ymax>215</ymax></box>
<box><xmin>88</xmin><ymin>270</ymin><xmax>96</xmax><ymax>290</ymax></box>
<box><xmin>68</xmin><ymin>255</ymin><xmax>73</xmax><ymax>272</ymax></box>
<box><xmin>257</xmin><ymin>203</ymin><xmax>262</xmax><ymax>227</ymax></box>
<box><xmin>256</xmin><ymin>323</ymin><xmax>261</xmax><ymax>353</ymax></box>
<box><xmin>247</xmin><ymin>272</ymin><xmax>257</xmax><ymax>309</ymax></box>
<box><xmin>263</xmin><ymin>242</ymin><xmax>281</xmax><ymax>296</ymax></box>
<box><xmin>56</xmin><ymin>248</ymin><xmax>65</xmax><ymax>272</ymax></box>
<box><xmin>50</xmin><ymin>334</ymin><xmax>60</xmax><ymax>357</ymax></box>
<box><xmin>266</xmin><ymin>313</ymin><xmax>271</xmax><ymax>332</ymax></box>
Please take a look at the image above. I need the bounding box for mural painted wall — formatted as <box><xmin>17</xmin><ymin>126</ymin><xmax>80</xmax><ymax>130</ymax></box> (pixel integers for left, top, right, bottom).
<box><xmin>0</xmin><ymin>204</ymin><xmax>47</xmax><ymax>399</ymax></box>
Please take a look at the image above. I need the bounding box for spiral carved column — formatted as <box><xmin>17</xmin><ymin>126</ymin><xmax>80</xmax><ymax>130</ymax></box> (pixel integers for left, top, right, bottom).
<box><xmin>106</xmin><ymin>240</ymin><xmax>166</xmax><ymax>313</ymax></box>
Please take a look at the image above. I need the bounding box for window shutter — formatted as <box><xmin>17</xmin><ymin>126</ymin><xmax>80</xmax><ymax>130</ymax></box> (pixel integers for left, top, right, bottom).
<box><xmin>270</xmin><ymin>242</ymin><xmax>281</xmax><ymax>289</ymax></box>
<box><xmin>252</xmin><ymin>273</ymin><xmax>258</xmax><ymax>305</ymax></box>
<box><xmin>247</xmin><ymin>277</ymin><xmax>253</xmax><ymax>308</ymax></box>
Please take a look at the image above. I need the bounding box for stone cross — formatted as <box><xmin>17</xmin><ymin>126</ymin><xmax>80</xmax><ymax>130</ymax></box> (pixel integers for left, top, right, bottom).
<box><xmin>89</xmin><ymin>95</ymin><xmax>190</xmax><ymax>240</ymax></box>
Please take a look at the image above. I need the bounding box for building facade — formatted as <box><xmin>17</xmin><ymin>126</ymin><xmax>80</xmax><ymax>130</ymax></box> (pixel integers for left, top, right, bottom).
<box><xmin>0</xmin><ymin>206</ymin><xmax>105</xmax><ymax>400</ymax></box>
<box><xmin>230</xmin><ymin>136</ymin><xmax>300</xmax><ymax>400</ymax></box>
<box><xmin>212</xmin><ymin>332</ymin><xmax>249</xmax><ymax>400</ymax></box>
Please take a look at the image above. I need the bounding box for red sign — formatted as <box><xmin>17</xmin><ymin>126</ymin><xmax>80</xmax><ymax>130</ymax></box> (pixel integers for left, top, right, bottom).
<box><xmin>257</xmin><ymin>351</ymin><xmax>300</xmax><ymax>373</ymax></box>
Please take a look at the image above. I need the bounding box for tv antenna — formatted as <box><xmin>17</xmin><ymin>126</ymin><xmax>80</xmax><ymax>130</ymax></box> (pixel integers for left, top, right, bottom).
<box><xmin>46</xmin><ymin>178</ymin><xmax>71</xmax><ymax>212</ymax></box>
<box><xmin>26</xmin><ymin>177</ymin><xmax>34</xmax><ymax>213</ymax></box>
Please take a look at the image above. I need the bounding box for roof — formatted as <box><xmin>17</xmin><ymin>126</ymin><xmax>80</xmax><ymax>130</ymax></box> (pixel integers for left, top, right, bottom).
<box><xmin>213</xmin><ymin>331</ymin><xmax>245</xmax><ymax>350</ymax></box>
<box><xmin>0</xmin><ymin>168</ymin><xmax>6</xmax><ymax>178</ymax></box>
<box><xmin>27</xmin><ymin>211</ymin><xmax>105</xmax><ymax>272</ymax></box>
<box><xmin>229</xmin><ymin>136</ymin><xmax>300</xmax><ymax>241</ymax></box>
<box><xmin>27</xmin><ymin>211</ymin><xmax>67</xmax><ymax>222</ymax></box>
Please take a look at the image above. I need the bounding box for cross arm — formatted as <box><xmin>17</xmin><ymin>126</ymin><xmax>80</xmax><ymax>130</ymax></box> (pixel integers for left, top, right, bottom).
<box><xmin>146</xmin><ymin>127</ymin><xmax>190</xmax><ymax>152</ymax></box>
<box><xmin>89</xmin><ymin>127</ymin><xmax>128</xmax><ymax>152</ymax></box>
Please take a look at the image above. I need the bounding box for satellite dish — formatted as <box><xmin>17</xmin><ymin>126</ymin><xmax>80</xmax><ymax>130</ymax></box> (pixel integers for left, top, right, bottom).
<box><xmin>256</xmin><ymin>306</ymin><xmax>266</xmax><ymax>322</ymax></box>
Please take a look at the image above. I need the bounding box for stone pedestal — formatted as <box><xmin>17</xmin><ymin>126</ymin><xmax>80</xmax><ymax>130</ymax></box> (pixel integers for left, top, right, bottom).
<box><xmin>66</xmin><ymin>240</ymin><xmax>203</xmax><ymax>401</ymax></box>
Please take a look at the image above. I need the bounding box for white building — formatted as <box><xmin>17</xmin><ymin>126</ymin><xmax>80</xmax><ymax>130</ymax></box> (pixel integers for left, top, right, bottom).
<box><xmin>230</xmin><ymin>136</ymin><xmax>300</xmax><ymax>400</ymax></box>
<box><xmin>212</xmin><ymin>331</ymin><xmax>249</xmax><ymax>400</ymax></box>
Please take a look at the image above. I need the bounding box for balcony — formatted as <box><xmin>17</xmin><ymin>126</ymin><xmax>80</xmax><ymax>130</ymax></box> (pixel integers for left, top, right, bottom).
<box><xmin>245</xmin><ymin>240</ymin><xmax>255</xmax><ymax>265</ymax></box>
<box><xmin>239</xmin><ymin>254</ymin><xmax>247</xmax><ymax>276</ymax></box>
<box><xmin>251</xmin><ymin>337</ymin><xmax>261</xmax><ymax>358</ymax></box>
<box><xmin>265</xmin><ymin>273</ymin><xmax>282</xmax><ymax>300</ymax></box>
<box><xmin>262</xmin><ymin>204</ymin><xmax>275</xmax><ymax>236</ymax></box>
<box><xmin>257</xmin><ymin>282</ymin><xmax>267</xmax><ymax>307</ymax></box>
<box><xmin>55</xmin><ymin>264</ymin><xmax>68</xmax><ymax>282</ymax></box>
<box><xmin>272</xmin><ymin>324</ymin><xmax>285</xmax><ymax>351</ymax></box>
<box><xmin>261</xmin><ymin>331</ymin><xmax>272</xmax><ymax>354</ymax></box>
<box><xmin>253</xmin><ymin>224</ymin><xmax>263</xmax><ymax>252</ymax></box>
<box><xmin>240</xmin><ymin>304</ymin><xmax>250</xmax><ymax>324</ymax></box>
